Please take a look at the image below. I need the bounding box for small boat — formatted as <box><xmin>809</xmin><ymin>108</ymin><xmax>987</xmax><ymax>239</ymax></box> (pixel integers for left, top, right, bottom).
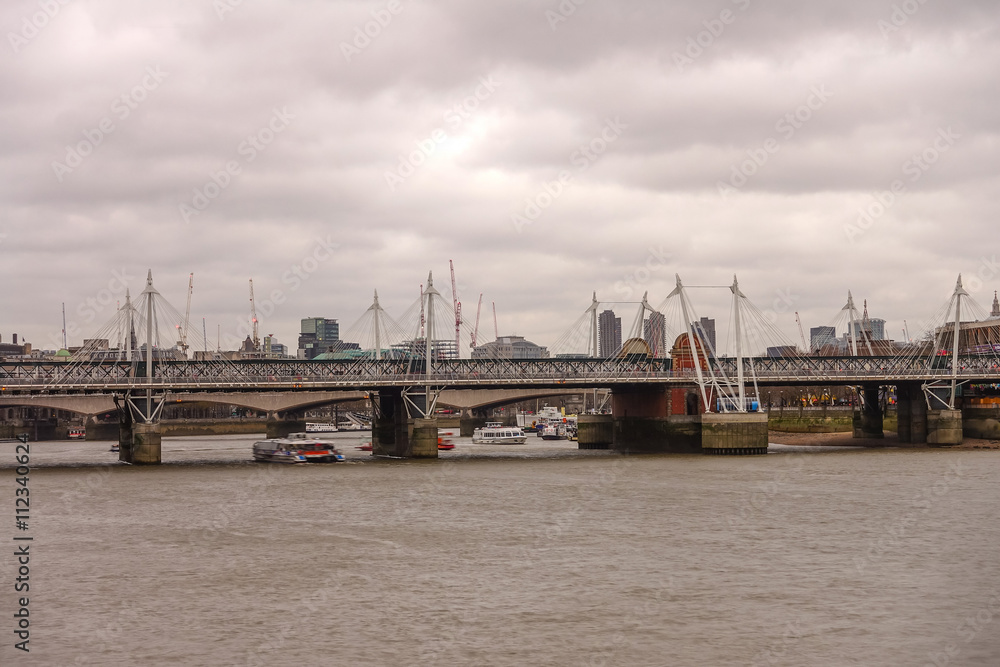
<box><xmin>472</xmin><ymin>422</ymin><xmax>528</xmax><ymax>445</ymax></box>
<box><xmin>540</xmin><ymin>422</ymin><xmax>567</xmax><ymax>440</ymax></box>
<box><xmin>109</xmin><ymin>443</ymin><xmax>120</xmax><ymax>453</ymax></box>
<box><xmin>68</xmin><ymin>427</ymin><xmax>86</xmax><ymax>440</ymax></box>
<box><xmin>437</xmin><ymin>437</ymin><xmax>455</xmax><ymax>451</ymax></box>
<box><xmin>356</xmin><ymin>443</ymin><xmax>373</xmax><ymax>451</ymax></box>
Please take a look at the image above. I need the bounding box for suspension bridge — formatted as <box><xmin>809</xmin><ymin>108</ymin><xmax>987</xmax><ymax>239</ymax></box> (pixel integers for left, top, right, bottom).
<box><xmin>3</xmin><ymin>271</ymin><xmax>999</xmax><ymax>462</ymax></box>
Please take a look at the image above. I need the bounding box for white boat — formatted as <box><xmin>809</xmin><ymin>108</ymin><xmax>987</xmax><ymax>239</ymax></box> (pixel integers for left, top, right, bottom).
<box><xmin>472</xmin><ymin>422</ymin><xmax>528</xmax><ymax>445</ymax></box>
<box><xmin>253</xmin><ymin>439</ymin><xmax>307</xmax><ymax>463</ymax></box>
<box><xmin>306</xmin><ymin>422</ymin><xmax>338</xmax><ymax>433</ymax></box>
<box><xmin>539</xmin><ymin>422</ymin><xmax>567</xmax><ymax>440</ymax></box>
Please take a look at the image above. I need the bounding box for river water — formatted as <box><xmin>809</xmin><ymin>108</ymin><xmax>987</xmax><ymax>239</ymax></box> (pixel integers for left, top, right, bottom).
<box><xmin>1</xmin><ymin>433</ymin><xmax>999</xmax><ymax>666</ymax></box>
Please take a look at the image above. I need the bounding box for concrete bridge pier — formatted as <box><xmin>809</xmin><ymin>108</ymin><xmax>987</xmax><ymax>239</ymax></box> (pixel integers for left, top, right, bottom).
<box><xmin>577</xmin><ymin>414</ymin><xmax>612</xmax><ymax>449</ymax></box>
<box><xmin>611</xmin><ymin>386</ymin><xmax>700</xmax><ymax>453</ymax></box>
<box><xmin>118</xmin><ymin>413</ymin><xmax>162</xmax><ymax>465</ymax></box>
<box><xmin>372</xmin><ymin>390</ymin><xmax>407</xmax><ymax>457</ymax></box>
<box><xmin>371</xmin><ymin>390</ymin><xmax>438</xmax><ymax>458</ymax></box>
<box><xmin>896</xmin><ymin>382</ymin><xmax>927</xmax><ymax>445</ymax></box>
<box><xmin>265</xmin><ymin>412</ymin><xmax>307</xmax><ymax>438</ymax></box>
<box><xmin>927</xmin><ymin>409</ymin><xmax>963</xmax><ymax>445</ymax></box>
<box><xmin>700</xmin><ymin>412</ymin><xmax>769</xmax><ymax>455</ymax></box>
<box><xmin>852</xmin><ymin>385</ymin><xmax>884</xmax><ymax>439</ymax></box>
<box><xmin>459</xmin><ymin>409</ymin><xmax>487</xmax><ymax>438</ymax></box>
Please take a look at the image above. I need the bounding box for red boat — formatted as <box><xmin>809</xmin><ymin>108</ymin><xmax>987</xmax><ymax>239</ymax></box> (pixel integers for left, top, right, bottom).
<box><xmin>437</xmin><ymin>437</ymin><xmax>455</xmax><ymax>450</ymax></box>
<box><xmin>357</xmin><ymin>442</ymin><xmax>373</xmax><ymax>451</ymax></box>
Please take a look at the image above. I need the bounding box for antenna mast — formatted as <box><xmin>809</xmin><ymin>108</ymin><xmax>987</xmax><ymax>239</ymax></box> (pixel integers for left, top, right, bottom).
<box><xmin>795</xmin><ymin>311</ymin><xmax>807</xmax><ymax>352</ymax></box>
<box><xmin>471</xmin><ymin>293</ymin><xmax>483</xmax><ymax>349</ymax></box>
<box><xmin>249</xmin><ymin>279</ymin><xmax>259</xmax><ymax>351</ymax></box>
<box><xmin>177</xmin><ymin>272</ymin><xmax>193</xmax><ymax>356</ymax></box>
<box><xmin>449</xmin><ymin>260</ymin><xmax>462</xmax><ymax>357</ymax></box>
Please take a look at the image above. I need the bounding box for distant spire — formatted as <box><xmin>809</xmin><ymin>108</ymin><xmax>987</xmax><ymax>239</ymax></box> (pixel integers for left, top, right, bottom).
<box><xmin>992</xmin><ymin>291</ymin><xmax>1000</xmax><ymax>318</ymax></box>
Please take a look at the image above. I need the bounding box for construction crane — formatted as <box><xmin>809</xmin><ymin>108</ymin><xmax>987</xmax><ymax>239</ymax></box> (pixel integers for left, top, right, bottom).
<box><xmin>470</xmin><ymin>293</ymin><xmax>483</xmax><ymax>349</ymax></box>
<box><xmin>176</xmin><ymin>272</ymin><xmax>194</xmax><ymax>355</ymax></box>
<box><xmin>249</xmin><ymin>278</ymin><xmax>260</xmax><ymax>351</ymax></box>
<box><xmin>202</xmin><ymin>317</ymin><xmax>208</xmax><ymax>355</ymax></box>
<box><xmin>61</xmin><ymin>302</ymin><xmax>67</xmax><ymax>350</ymax></box>
<box><xmin>492</xmin><ymin>301</ymin><xmax>499</xmax><ymax>340</ymax></box>
<box><xmin>449</xmin><ymin>260</ymin><xmax>462</xmax><ymax>355</ymax></box>
<box><xmin>903</xmin><ymin>320</ymin><xmax>911</xmax><ymax>343</ymax></box>
<box><xmin>794</xmin><ymin>311</ymin><xmax>808</xmax><ymax>352</ymax></box>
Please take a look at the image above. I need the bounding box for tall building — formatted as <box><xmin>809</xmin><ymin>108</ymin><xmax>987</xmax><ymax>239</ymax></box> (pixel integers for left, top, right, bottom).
<box><xmin>598</xmin><ymin>309</ymin><xmax>621</xmax><ymax>357</ymax></box>
<box><xmin>472</xmin><ymin>335</ymin><xmax>549</xmax><ymax>359</ymax></box>
<box><xmin>810</xmin><ymin>326</ymin><xmax>836</xmax><ymax>352</ymax></box>
<box><xmin>298</xmin><ymin>317</ymin><xmax>339</xmax><ymax>360</ymax></box>
<box><xmin>643</xmin><ymin>312</ymin><xmax>667</xmax><ymax>357</ymax></box>
<box><xmin>694</xmin><ymin>317</ymin><xmax>716</xmax><ymax>353</ymax></box>
<box><xmin>851</xmin><ymin>318</ymin><xmax>886</xmax><ymax>342</ymax></box>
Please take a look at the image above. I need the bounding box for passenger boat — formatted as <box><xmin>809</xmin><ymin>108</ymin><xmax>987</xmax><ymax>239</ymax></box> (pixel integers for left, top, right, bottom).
<box><xmin>437</xmin><ymin>437</ymin><xmax>455</xmax><ymax>450</ymax></box>
<box><xmin>68</xmin><ymin>427</ymin><xmax>86</xmax><ymax>440</ymax></box>
<box><xmin>284</xmin><ymin>432</ymin><xmax>346</xmax><ymax>462</ymax></box>
<box><xmin>252</xmin><ymin>439</ymin><xmax>307</xmax><ymax>463</ymax></box>
<box><xmin>252</xmin><ymin>435</ymin><xmax>345</xmax><ymax>463</ymax></box>
<box><xmin>472</xmin><ymin>422</ymin><xmax>528</xmax><ymax>444</ymax></box>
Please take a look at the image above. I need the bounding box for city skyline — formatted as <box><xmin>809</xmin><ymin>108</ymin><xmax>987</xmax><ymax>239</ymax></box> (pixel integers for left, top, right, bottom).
<box><xmin>1</xmin><ymin>2</ymin><xmax>997</xmax><ymax>358</ymax></box>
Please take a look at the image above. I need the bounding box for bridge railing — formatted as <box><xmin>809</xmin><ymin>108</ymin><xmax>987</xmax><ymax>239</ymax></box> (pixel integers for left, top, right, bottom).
<box><xmin>3</xmin><ymin>355</ymin><xmax>1000</xmax><ymax>390</ymax></box>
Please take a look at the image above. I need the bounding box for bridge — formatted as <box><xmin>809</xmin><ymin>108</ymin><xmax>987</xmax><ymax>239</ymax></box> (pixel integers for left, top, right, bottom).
<box><xmin>3</xmin><ymin>271</ymin><xmax>997</xmax><ymax>462</ymax></box>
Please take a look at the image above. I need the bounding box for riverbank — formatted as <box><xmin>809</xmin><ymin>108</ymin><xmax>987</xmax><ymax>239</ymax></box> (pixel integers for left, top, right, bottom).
<box><xmin>768</xmin><ymin>430</ymin><xmax>1000</xmax><ymax>450</ymax></box>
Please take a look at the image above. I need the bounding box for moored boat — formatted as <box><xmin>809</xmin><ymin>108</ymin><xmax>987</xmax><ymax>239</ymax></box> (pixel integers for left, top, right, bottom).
<box><xmin>68</xmin><ymin>427</ymin><xmax>86</xmax><ymax>440</ymax></box>
<box><xmin>472</xmin><ymin>422</ymin><xmax>528</xmax><ymax>444</ymax></box>
<box><xmin>539</xmin><ymin>422</ymin><xmax>567</xmax><ymax>440</ymax></box>
<box><xmin>306</xmin><ymin>422</ymin><xmax>338</xmax><ymax>433</ymax></box>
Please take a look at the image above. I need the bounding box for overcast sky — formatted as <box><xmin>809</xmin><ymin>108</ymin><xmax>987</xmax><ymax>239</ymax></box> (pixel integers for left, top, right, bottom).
<box><xmin>2</xmin><ymin>0</ymin><xmax>998</xmax><ymax>355</ymax></box>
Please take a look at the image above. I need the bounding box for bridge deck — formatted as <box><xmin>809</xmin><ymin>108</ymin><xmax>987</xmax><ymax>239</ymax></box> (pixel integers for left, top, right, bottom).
<box><xmin>1</xmin><ymin>356</ymin><xmax>998</xmax><ymax>392</ymax></box>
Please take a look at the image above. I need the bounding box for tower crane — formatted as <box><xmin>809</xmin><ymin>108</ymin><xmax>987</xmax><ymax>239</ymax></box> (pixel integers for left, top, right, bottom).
<box><xmin>794</xmin><ymin>311</ymin><xmax>808</xmax><ymax>352</ymax></box>
<box><xmin>471</xmin><ymin>293</ymin><xmax>483</xmax><ymax>349</ymax></box>
<box><xmin>492</xmin><ymin>301</ymin><xmax>499</xmax><ymax>340</ymax></box>
<box><xmin>249</xmin><ymin>278</ymin><xmax>260</xmax><ymax>351</ymax></box>
<box><xmin>449</xmin><ymin>260</ymin><xmax>462</xmax><ymax>355</ymax></box>
<box><xmin>177</xmin><ymin>272</ymin><xmax>193</xmax><ymax>355</ymax></box>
